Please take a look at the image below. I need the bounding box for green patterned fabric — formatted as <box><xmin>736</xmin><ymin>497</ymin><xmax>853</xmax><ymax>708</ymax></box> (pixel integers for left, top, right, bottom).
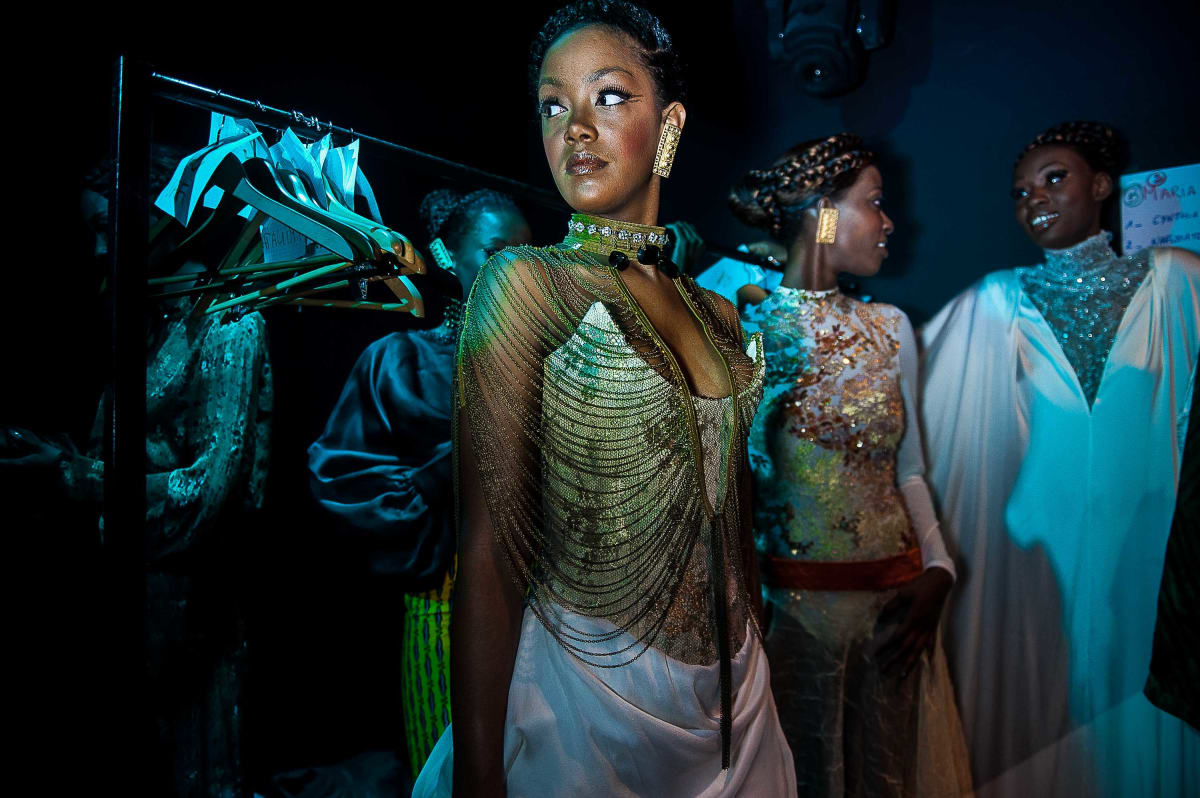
<box><xmin>402</xmin><ymin>571</ymin><xmax>454</xmax><ymax>778</ymax></box>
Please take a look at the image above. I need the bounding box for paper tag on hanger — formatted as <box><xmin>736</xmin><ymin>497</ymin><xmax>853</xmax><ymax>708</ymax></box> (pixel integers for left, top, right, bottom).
<box><xmin>270</xmin><ymin>129</ymin><xmax>328</xmax><ymax>206</ymax></box>
<box><xmin>355</xmin><ymin>166</ymin><xmax>383</xmax><ymax>223</ymax></box>
<box><xmin>156</xmin><ymin>131</ymin><xmax>264</xmax><ymax>225</ymax></box>
<box><xmin>260</xmin><ymin>218</ymin><xmax>331</xmax><ymax>263</ymax></box>
<box><xmin>323</xmin><ymin>140</ymin><xmax>360</xmax><ymax>207</ymax></box>
<box><xmin>308</xmin><ymin>134</ymin><xmax>332</xmax><ymax>171</ymax></box>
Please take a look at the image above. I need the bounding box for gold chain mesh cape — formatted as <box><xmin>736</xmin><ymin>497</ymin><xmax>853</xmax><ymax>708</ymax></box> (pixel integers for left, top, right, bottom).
<box><xmin>454</xmin><ymin>228</ymin><xmax>765</xmax><ymax>767</ymax></box>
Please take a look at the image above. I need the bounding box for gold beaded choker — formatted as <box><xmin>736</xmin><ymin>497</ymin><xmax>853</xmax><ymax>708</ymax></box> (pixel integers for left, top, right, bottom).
<box><xmin>563</xmin><ymin>214</ymin><xmax>671</xmax><ymax>258</ymax></box>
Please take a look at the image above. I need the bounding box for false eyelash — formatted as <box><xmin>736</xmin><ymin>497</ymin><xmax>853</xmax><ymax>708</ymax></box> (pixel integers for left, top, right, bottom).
<box><xmin>596</xmin><ymin>86</ymin><xmax>633</xmax><ymax>104</ymax></box>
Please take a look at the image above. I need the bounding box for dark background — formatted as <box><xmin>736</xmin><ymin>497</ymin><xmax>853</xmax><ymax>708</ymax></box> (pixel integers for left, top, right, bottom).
<box><xmin>8</xmin><ymin>0</ymin><xmax>1199</xmax><ymax>792</ymax></box>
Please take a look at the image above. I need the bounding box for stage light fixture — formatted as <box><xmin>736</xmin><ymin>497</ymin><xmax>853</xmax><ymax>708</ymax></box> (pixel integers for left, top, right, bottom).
<box><xmin>766</xmin><ymin>0</ymin><xmax>896</xmax><ymax>97</ymax></box>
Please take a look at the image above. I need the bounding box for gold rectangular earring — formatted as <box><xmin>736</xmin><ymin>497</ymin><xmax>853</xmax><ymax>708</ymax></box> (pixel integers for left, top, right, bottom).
<box><xmin>653</xmin><ymin>122</ymin><xmax>682</xmax><ymax>178</ymax></box>
<box><xmin>816</xmin><ymin>207</ymin><xmax>839</xmax><ymax>245</ymax></box>
<box><xmin>429</xmin><ymin>237</ymin><xmax>456</xmax><ymax>273</ymax></box>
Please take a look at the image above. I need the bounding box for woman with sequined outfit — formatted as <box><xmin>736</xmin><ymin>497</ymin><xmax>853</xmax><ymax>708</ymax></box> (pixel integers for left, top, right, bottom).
<box><xmin>732</xmin><ymin>134</ymin><xmax>972</xmax><ymax>797</ymax></box>
<box><xmin>412</xmin><ymin>3</ymin><xmax>796</xmax><ymax>796</ymax></box>
<box><xmin>308</xmin><ymin>188</ymin><xmax>530</xmax><ymax>779</ymax></box>
<box><xmin>921</xmin><ymin>121</ymin><xmax>1200</xmax><ymax>797</ymax></box>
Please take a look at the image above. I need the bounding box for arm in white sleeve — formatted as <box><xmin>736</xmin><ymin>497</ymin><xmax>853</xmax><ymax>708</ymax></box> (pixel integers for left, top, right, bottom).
<box><xmin>894</xmin><ymin>309</ymin><xmax>956</xmax><ymax>580</ymax></box>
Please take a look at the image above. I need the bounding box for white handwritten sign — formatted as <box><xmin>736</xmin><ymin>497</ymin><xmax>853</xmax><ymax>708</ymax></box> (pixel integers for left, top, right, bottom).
<box><xmin>260</xmin><ymin>218</ymin><xmax>319</xmax><ymax>263</ymax></box>
<box><xmin>1119</xmin><ymin>162</ymin><xmax>1200</xmax><ymax>255</ymax></box>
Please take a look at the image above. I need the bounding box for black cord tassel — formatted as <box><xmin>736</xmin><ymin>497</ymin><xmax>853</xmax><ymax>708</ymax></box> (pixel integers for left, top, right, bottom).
<box><xmin>710</xmin><ymin>519</ymin><xmax>733</xmax><ymax>770</ymax></box>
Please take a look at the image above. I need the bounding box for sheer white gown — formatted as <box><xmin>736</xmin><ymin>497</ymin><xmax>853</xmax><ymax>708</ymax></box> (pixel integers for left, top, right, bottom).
<box><xmin>920</xmin><ymin>238</ymin><xmax>1200</xmax><ymax>797</ymax></box>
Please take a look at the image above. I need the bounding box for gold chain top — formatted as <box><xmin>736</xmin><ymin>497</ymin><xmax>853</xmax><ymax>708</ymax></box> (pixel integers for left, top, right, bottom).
<box><xmin>454</xmin><ymin>233</ymin><xmax>764</xmax><ymax>665</ymax></box>
<box><xmin>454</xmin><ymin>222</ymin><xmax>765</xmax><ymax>768</ymax></box>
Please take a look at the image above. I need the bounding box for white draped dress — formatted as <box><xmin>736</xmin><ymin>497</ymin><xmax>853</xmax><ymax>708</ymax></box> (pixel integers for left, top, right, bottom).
<box><xmin>920</xmin><ymin>236</ymin><xmax>1200</xmax><ymax>797</ymax></box>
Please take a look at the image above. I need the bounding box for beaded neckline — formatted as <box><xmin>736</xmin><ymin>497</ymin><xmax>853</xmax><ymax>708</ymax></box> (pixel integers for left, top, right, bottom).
<box><xmin>563</xmin><ymin>213</ymin><xmax>671</xmax><ymax>258</ymax></box>
<box><xmin>1017</xmin><ymin>229</ymin><xmax>1150</xmax><ymax>408</ymax></box>
<box><xmin>774</xmin><ymin>285</ymin><xmax>841</xmax><ymax>301</ymax></box>
<box><xmin>1039</xmin><ymin>231</ymin><xmax>1118</xmax><ymax>279</ymax></box>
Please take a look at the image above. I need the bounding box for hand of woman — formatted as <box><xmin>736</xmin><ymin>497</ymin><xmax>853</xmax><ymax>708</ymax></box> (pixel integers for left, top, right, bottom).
<box><xmin>874</xmin><ymin>566</ymin><xmax>953</xmax><ymax>679</ymax></box>
<box><xmin>746</xmin><ymin>240</ymin><xmax>787</xmax><ymax>267</ymax></box>
<box><xmin>665</xmin><ymin>220</ymin><xmax>705</xmax><ymax>274</ymax></box>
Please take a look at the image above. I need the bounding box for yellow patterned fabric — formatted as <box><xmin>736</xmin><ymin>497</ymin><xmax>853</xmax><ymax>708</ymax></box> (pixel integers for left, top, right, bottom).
<box><xmin>454</xmin><ymin>234</ymin><xmax>765</xmax><ymax>673</ymax></box>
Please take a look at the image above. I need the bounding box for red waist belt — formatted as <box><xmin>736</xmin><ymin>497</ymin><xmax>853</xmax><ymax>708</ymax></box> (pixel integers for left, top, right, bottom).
<box><xmin>764</xmin><ymin>548</ymin><xmax>923</xmax><ymax>591</ymax></box>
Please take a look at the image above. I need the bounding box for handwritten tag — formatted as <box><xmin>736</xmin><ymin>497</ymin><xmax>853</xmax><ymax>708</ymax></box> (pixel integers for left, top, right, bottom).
<box><xmin>1119</xmin><ymin>162</ymin><xmax>1200</xmax><ymax>255</ymax></box>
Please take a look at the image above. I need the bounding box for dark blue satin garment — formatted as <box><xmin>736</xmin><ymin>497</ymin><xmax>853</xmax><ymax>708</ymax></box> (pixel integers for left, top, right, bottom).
<box><xmin>308</xmin><ymin>329</ymin><xmax>457</xmax><ymax>589</ymax></box>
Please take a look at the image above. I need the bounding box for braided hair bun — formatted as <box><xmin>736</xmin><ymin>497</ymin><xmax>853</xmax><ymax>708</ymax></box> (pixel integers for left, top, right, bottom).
<box><xmin>729</xmin><ymin>133</ymin><xmax>876</xmax><ymax>241</ymax></box>
<box><xmin>1016</xmin><ymin>121</ymin><xmax>1125</xmax><ymax>177</ymax></box>
<box><xmin>418</xmin><ymin>188</ymin><xmax>519</xmax><ymax>247</ymax></box>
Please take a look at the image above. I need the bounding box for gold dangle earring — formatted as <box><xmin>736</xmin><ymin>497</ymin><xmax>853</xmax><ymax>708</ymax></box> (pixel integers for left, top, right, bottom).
<box><xmin>816</xmin><ymin>207</ymin><xmax>839</xmax><ymax>245</ymax></box>
<box><xmin>652</xmin><ymin>122</ymin><xmax>682</xmax><ymax>178</ymax></box>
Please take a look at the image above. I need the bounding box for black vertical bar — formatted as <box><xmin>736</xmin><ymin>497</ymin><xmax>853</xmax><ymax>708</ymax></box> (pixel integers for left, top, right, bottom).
<box><xmin>105</xmin><ymin>54</ymin><xmax>149</xmax><ymax>788</ymax></box>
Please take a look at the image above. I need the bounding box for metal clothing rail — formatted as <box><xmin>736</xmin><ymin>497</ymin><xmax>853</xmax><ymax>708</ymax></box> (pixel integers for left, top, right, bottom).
<box><xmin>152</xmin><ymin>72</ymin><xmax>567</xmax><ymax>212</ymax></box>
<box><xmin>149</xmin><ymin>72</ymin><xmax>778</xmax><ymax>270</ymax></box>
<box><xmin>106</xmin><ymin>56</ymin><xmax>150</xmax><ymax>790</ymax></box>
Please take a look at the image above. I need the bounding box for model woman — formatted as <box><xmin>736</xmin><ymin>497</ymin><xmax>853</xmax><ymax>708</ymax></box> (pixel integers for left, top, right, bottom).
<box><xmin>308</xmin><ymin>188</ymin><xmax>530</xmax><ymax>779</ymax></box>
<box><xmin>921</xmin><ymin>121</ymin><xmax>1200</xmax><ymax>796</ymax></box>
<box><xmin>732</xmin><ymin>134</ymin><xmax>971</xmax><ymax>797</ymax></box>
<box><xmin>416</xmin><ymin>2</ymin><xmax>796</xmax><ymax>796</ymax></box>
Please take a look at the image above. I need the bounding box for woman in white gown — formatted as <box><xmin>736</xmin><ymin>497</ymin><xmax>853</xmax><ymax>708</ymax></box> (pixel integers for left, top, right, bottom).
<box><xmin>415</xmin><ymin>2</ymin><xmax>795</xmax><ymax>796</ymax></box>
<box><xmin>921</xmin><ymin>121</ymin><xmax>1200</xmax><ymax>797</ymax></box>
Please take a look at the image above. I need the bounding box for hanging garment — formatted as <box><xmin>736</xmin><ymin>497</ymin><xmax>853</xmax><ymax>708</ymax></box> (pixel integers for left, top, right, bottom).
<box><xmin>743</xmin><ymin>286</ymin><xmax>970</xmax><ymax>798</ymax></box>
<box><xmin>920</xmin><ymin>237</ymin><xmax>1200</xmax><ymax>797</ymax></box>
<box><xmin>63</xmin><ymin>301</ymin><xmax>272</xmax><ymax>798</ymax></box>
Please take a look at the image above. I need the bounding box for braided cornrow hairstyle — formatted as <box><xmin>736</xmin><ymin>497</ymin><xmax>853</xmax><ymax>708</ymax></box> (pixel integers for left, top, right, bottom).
<box><xmin>1016</xmin><ymin>121</ymin><xmax>1125</xmax><ymax>177</ymax></box>
<box><xmin>418</xmin><ymin>188</ymin><xmax>520</xmax><ymax>249</ymax></box>
<box><xmin>729</xmin><ymin>133</ymin><xmax>876</xmax><ymax>242</ymax></box>
<box><xmin>529</xmin><ymin>1</ymin><xmax>687</xmax><ymax>111</ymax></box>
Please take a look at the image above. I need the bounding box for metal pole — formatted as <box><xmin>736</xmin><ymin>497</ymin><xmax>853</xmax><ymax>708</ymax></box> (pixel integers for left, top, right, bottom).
<box><xmin>106</xmin><ymin>54</ymin><xmax>150</xmax><ymax>789</ymax></box>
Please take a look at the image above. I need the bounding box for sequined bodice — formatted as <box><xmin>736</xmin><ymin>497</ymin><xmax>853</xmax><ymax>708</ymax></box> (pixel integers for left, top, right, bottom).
<box><xmin>1016</xmin><ymin>231</ymin><xmax>1150</xmax><ymax>408</ymax></box>
<box><xmin>743</xmin><ymin>288</ymin><xmax>914</xmax><ymax>562</ymax></box>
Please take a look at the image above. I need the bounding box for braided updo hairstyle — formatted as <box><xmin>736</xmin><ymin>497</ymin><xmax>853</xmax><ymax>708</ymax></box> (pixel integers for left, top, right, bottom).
<box><xmin>418</xmin><ymin>188</ymin><xmax>520</xmax><ymax>249</ymax></box>
<box><xmin>729</xmin><ymin>133</ymin><xmax>876</xmax><ymax>242</ymax></box>
<box><xmin>1015</xmin><ymin>121</ymin><xmax>1125</xmax><ymax>177</ymax></box>
<box><xmin>529</xmin><ymin>1</ymin><xmax>687</xmax><ymax>110</ymax></box>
